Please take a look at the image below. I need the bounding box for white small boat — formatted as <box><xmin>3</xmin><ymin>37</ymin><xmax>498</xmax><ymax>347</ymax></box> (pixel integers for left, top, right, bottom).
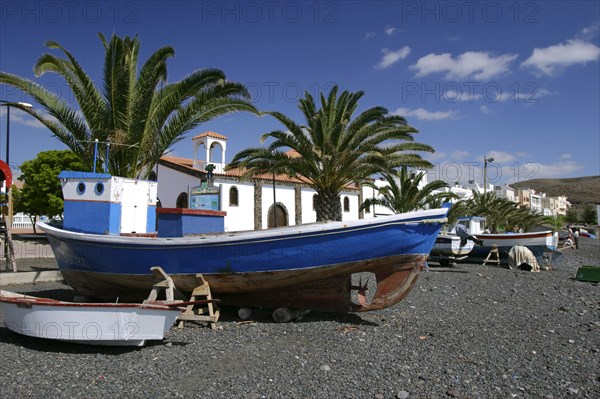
<box><xmin>451</xmin><ymin>217</ymin><xmax>561</xmax><ymax>265</ymax></box>
<box><xmin>0</xmin><ymin>290</ymin><xmax>181</xmax><ymax>346</ymax></box>
<box><xmin>429</xmin><ymin>232</ymin><xmax>475</xmax><ymax>266</ymax></box>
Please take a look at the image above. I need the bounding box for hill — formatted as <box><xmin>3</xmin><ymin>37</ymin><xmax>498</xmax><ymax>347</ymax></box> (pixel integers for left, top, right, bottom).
<box><xmin>510</xmin><ymin>176</ymin><xmax>600</xmax><ymax>209</ymax></box>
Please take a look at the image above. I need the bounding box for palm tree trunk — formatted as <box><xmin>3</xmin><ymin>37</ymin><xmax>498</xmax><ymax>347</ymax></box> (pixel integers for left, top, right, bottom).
<box><xmin>315</xmin><ymin>190</ymin><xmax>342</xmax><ymax>221</ymax></box>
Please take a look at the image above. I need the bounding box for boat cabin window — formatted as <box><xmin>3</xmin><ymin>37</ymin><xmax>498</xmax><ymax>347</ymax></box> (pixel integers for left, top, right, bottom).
<box><xmin>94</xmin><ymin>182</ymin><xmax>104</xmax><ymax>195</ymax></box>
<box><xmin>229</xmin><ymin>186</ymin><xmax>239</xmax><ymax>207</ymax></box>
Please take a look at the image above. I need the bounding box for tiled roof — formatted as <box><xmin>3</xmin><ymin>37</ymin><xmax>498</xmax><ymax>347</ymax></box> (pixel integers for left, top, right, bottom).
<box><xmin>159</xmin><ymin>155</ymin><xmax>359</xmax><ymax>189</ymax></box>
<box><xmin>160</xmin><ymin>155</ymin><xmax>194</xmax><ymax>168</ymax></box>
<box><xmin>192</xmin><ymin>131</ymin><xmax>228</xmax><ymax>141</ymax></box>
<box><xmin>285</xmin><ymin>149</ymin><xmax>301</xmax><ymax>158</ymax></box>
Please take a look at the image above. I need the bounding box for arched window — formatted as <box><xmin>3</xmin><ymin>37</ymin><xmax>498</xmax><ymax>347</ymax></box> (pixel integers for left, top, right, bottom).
<box><xmin>229</xmin><ymin>186</ymin><xmax>239</xmax><ymax>206</ymax></box>
<box><xmin>312</xmin><ymin>194</ymin><xmax>318</xmax><ymax>211</ymax></box>
<box><xmin>176</xmin><ymin>192</ymin><xmax>188</xmax><ymax>208</ymax></box>
<box><xmin>364</xmin><ymin>201</ymin><xmax>371</xmax><ymax>213</ymax></box>
<box><xmin>343</xmin><ymin>196</ymin><xmax>350</xmax><ymax>212</ymax></box>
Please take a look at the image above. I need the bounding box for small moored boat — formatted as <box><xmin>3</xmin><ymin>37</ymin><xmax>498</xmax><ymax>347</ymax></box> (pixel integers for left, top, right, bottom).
<box><xmin>0</xmin><ymin>290</ymin><xmax>181</xmax><ymax>346</ymax></box>
<box><xmin>429</xmin><ymin>232</ymin><xmax>475</xmax><ymax>266</ymax></box>
<box><xmin>451</xmin><ymin>217</ymin><xmax>560</xmax><ymax>265</ymax></box>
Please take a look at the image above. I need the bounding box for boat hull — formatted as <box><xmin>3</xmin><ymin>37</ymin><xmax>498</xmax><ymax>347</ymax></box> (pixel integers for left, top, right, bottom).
<box><xmin>0</xmin><ymin>291</ymin><xmax>179</xmax><ymax>346</ymax></box>
<box><xmin>39</xmin><ymin>210</ymin><xmax>447</xmax><ymax>312</ymax></box>
<box><xmin>467</xmin><ymin>231</ymin><xmax>560</xmax><ymax>265</ymax></box>
<box><xmin>430</xmin><ymin>234</ymin><xmax>474</xmax><ymax>264</ymax></box>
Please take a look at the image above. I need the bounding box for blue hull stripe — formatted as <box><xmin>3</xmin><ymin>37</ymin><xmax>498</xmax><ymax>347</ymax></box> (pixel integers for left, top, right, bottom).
<box><xmin>42</xmin><ymin>213</ymin><xmax>446</xmax><ymax>276</ymax></box>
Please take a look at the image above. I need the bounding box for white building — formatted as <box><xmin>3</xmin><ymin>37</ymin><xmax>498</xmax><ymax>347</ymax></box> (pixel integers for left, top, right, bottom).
<box><xmin>155</xmin><ymin>132</ymin><xmax>378</xmax><ymax>232</ymax></box>
<box><xmin>494</xmin><ymin>185</ymin><xmax>517</xmax><ymax>202</ymax></box>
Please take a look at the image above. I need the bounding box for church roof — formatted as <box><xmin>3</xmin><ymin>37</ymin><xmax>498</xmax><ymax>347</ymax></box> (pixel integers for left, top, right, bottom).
<box><xmin>192</xmin><ymin>131</ymin><xmax>228</xmax><ymax>141</ymax></box>
<box><xmin>158</xmin><ymin>155</ymin><xmax>359</xmax><ymax>189</ymax></box>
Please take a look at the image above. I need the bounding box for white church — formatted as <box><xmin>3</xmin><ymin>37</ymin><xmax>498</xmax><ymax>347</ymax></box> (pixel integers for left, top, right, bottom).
<box><xmin>154</xmin><ymin>131</ymin><xmax>381</xmax><ymax>232</ymax></box>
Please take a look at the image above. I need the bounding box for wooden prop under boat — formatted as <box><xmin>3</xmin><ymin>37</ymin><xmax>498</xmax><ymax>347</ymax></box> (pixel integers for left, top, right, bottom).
<box><xmin>0</xmin><ymin>290</ymin><xmax>181</xmax><ymax>346</ymax></box>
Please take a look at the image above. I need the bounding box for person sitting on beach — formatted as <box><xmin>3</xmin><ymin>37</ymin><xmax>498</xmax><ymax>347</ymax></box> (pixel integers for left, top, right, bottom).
<box><xmin>455</xmin><ymin>224</ymin><xmax>484</xmax><ymax>246</ymax></box>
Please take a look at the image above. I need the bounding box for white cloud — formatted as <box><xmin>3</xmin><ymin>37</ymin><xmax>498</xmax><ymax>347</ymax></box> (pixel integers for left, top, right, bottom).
<box><xmin>410</xmin><ymin>51</ymin><xmax>518</xmax><ymax>80</ymax></box>
<box><xmin>426</xmin><ymin>151</ymin><xmax>447</xmax><ymax>162</ymax></box>
<box><xmin>445</xmin><ymin>90</ymin><xmax>482</xmax><ymax>102</ymax></box>
<box><xmin>579</xmin><ymin>22</ymin><xmax>599</xmax><ymax>40</ymax></box>
<box><xmin>375</xmin><ymin>46</ymin><xmax>411</xmax><ymax>69</ymax></box>
<box><xmin>521</xmin><ymin>39</ymin><xmax>600</xmax><ymax>76</ymax></box>
<box><xmin>451</xmin><ymin>150</ymin><xmax>470</xmax><ymax>160</ymax></box>
<box><xmin>365</xmin><ymin>31</ymin><xmax>376</xmax><ymax>40</ymax></box>
<box><xmin>479</xmin><ymin>105</ymin><xmax>491</xmax><ymax>114</ymax></box>
<box><xmin>393</xmin><ymin>107</ymin><xmax>460</xmax><ymax>121</ymax></box>
<box><xmin>486</xmin><ymin>151</ymin><xmax>516</xmax><ymax>164</ymax></box>
<box><xmin>384</xmin><ymin>25</ymin><xmax>397</xmax><ymax>36</ymax></box>
<box><xmin>529</xmin><ymin>160</ymin><xmax>583</xmax><ymax>178</ymax></box>
<box><xmin>497</xmin><ymin>87</ymin><xmax>552</xmax><ymax>102</ymax></box>
<box><xmin>0</xmin><ymin>107</ymin><xmax>45</xmax><ymax>128</ymax></box>
<box><xmin>558</xmin><ymin>153</ymin><xmax>572</xmax><ymax>160</ymax></box>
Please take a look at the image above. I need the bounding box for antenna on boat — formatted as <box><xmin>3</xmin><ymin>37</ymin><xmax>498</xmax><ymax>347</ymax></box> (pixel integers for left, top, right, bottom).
<box><xmin>92</xmin><ymin>139</ymin><xmax>99</xmax><ymax>173</ymax></box>
<box><xmin>104</xmin><ymin>141</ymin><xmax>110</xmax><ymax>173</ymax></box>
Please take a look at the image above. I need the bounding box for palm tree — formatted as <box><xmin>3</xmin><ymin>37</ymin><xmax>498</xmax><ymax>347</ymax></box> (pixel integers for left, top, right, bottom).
<box><xmin>228</xmin><ymin>86</ymin><xmax>434</xmax><ymax>221</ymax></box>
<box><xmin>362</xmin><ymin>166</ymin><xmax>457</xmax><ymax>214</ymax></box>
<box><xmin>0</xmin><ymin>33</ymin><xmax>256</xmax><ymax>178</ymax></box>
<box><xmin>460</xmin><ymin>191</ymin><xmax>547</xmax><ymax>232</ymax></box>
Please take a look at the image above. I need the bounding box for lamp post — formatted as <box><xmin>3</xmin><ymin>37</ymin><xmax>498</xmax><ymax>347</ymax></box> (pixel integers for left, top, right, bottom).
<box><xmin>271</xmin><ymin>150</ymin><xmax>277</xmax><ymax>228</ymax></box>
<box><xmin>0</xmin><ymin>100</ymin><xmax>34</xmax><ymax>230</ymax></box>
<box><xmin>483</xmin><ymin>155</ymin><xmax>494</xmax><ymax>194</ymax></box>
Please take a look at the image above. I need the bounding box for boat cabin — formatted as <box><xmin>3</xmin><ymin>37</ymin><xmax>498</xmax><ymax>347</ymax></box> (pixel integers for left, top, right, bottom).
<box><xmin>451</xmin><ymin>216</ymin><xmax>487</xmax><ymax>235</ymax></box>
<box><xmin>59</xmin><ymin>171</ymin><xmax>226</xmax><ymax>237</ymax></box>
<box><xmin>59</xmin><ymin>171</ymin><xmax>158</xmax><ymax>235</ymax></box>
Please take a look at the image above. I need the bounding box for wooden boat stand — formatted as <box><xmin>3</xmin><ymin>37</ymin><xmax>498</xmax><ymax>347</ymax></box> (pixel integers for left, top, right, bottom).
<box><xmin>482</xmin><ymin>245</ymin><xmax>501</xmax><ymax>266</ymax></box>
<box><xmin>145</xmin><ymin>266</ymin><xmax>220</xmax><ymax>330</ymax></box>
<box><xmin>0</xmin><ymin>213</ymin><xmax>17</xmax><ymax>273</ymax></box>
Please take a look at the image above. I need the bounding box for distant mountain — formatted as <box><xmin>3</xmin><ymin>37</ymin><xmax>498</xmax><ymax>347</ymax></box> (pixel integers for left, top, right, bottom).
<box><xmin>510</xmin><ymin>176</ymin><xmax>600</xmax><ymax>210</ymax></box>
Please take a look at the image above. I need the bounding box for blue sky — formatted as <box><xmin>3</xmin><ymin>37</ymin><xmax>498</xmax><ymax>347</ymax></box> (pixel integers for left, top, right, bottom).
<box><xmin>1</xmin><ymin>1</ymin><xmax>599</xmax><ymax>186</ymax></box>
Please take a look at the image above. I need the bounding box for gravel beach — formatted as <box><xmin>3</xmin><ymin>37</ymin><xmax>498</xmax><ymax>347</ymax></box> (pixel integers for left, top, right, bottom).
<box><xmin>0</xmin><ymin>238</ymin><xmax>598</xmax><ymax>398</ymax></box>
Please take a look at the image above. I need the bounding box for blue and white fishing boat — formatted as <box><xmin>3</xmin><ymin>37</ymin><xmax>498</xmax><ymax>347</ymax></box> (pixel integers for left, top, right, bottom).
<box><xmin>39</xmin><ymin>171</ymin><xmax>448</xmax><ymax>313</ymax></box>
<box><xmin>429</xmin><ymin>232</ymin><xmax>475</xmax><ymax>266</ymax></box>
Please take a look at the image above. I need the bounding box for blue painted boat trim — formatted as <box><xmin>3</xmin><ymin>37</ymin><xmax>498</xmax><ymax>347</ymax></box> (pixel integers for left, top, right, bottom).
<box><xmin>62</xmin><ymin>201</ymin><xmax>122</xmax><ymax>235</ymax></box>
<box><xmin>58</xmin><ymin>171</ymin><xmax>112</xmax><ymax>179</ymax></box>
<box><xmin>39</xmin><ymin>209</ymin><xmax>448</xmax><ymax>277</ymax></box>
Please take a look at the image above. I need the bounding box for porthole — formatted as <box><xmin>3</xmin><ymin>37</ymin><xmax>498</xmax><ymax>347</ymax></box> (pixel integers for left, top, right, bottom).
<box><xmin>77</xmin><ymin>182</ymin><xmax>86</xmax><ymax>195</ymax></box>
<box><xmin>95</xmin><ymin>182</ymin><xmax>105</xmax><ymax>195</ymax></box>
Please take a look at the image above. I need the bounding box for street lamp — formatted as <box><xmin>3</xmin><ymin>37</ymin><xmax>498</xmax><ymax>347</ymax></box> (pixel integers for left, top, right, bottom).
<box><xmin>483</xmin><ymin>155</ymin><xmax>494</xmax><ymax>194</ymax></box>
<box><xmin>271</xmin><ymin>150</ymin><xmax>277</xmax><ymax>228</ymax></box>
<box><xmin>0</xmin><ymin>100</ymin><xmax>34</xmax><ymax>230</ymax></box>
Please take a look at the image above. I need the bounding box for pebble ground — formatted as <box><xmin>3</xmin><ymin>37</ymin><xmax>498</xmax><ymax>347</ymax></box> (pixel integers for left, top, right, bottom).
<box><xmin>0</xmin><ymin>238</ymin><xmax>598</xmax><ymax>398</ymax></box>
